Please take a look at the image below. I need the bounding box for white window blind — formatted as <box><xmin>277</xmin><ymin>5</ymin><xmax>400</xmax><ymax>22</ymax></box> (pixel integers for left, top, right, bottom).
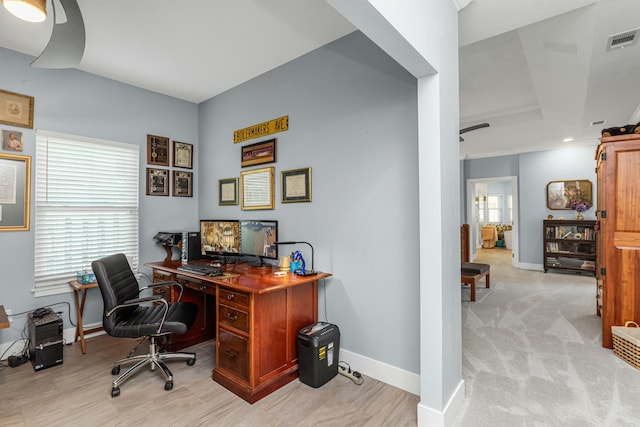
<box><xmin>34</xmin><ymin>131</ymin><xmax>139</xmax><ymax>296</ymax></box>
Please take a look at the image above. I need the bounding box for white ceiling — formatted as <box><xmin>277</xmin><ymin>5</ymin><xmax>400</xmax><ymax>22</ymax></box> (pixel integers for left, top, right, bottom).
<box><xmin>1</xmin><ymin>0</ymin><xmax>639</xmax><ymax>159</ymax></box>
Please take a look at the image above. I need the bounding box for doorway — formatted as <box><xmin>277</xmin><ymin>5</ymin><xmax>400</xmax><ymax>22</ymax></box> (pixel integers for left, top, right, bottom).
<box><xmin>466</xmin><ymin>176</ymin><xmax>518</xmax><ymax>267</ymax></box>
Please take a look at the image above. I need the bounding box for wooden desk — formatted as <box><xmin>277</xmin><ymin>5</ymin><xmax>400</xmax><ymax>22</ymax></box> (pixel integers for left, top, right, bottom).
<box><xmin>68</xmin><ymin>280</ymin><xmax>104</xmax><ymax>354</ymax></box>
<box><xmin>0</xmin><ymin>305</ymin><xmax>9</xmax><ymax>330</ymax></box>
<box><xmin>146</xmin><ymin>261</ymin><xmax>332</xmax><ymax>403</ymax></box>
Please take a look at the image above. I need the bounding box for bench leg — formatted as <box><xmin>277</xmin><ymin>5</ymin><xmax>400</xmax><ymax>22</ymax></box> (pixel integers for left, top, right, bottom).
<box><xmin>485</xmin><ymin>272</ymin><xmax>490</xmax><ymax>289</ymax></box>
<box><xmin>470</xmin><ymin>282</ymin><xmax>476</xmax><ymax>301</ymax></box>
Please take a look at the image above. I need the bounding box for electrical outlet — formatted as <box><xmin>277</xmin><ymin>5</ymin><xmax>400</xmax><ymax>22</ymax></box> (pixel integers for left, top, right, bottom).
<box><xmin>5</xmin><ymin>308</ymin><xmax>13</xmax><ymax>322</ymax></box>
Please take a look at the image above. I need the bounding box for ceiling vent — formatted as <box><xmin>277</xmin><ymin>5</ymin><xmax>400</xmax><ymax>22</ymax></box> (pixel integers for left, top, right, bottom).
<box><xmin>607</xmin><ymin>29</ymin><xmax>638</xmax><ymax>50</ymax></box>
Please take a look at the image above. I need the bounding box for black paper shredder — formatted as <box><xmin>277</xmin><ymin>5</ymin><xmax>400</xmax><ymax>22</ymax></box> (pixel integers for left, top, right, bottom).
<box><xmin>296</xmin><ymin>322</ymin><xmax>340</xmax><ymax>388</ymax></box>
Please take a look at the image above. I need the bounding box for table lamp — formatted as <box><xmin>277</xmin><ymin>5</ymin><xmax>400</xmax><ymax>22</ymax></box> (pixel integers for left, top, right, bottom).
<box><xmin>274</xmin><ymin>241</ymin><xmax>317</xmax><ymax>276</ymax></box>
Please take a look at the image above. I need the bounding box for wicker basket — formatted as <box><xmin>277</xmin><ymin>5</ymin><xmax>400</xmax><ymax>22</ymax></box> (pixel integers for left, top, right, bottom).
<box><xmin>612</xmin><ymin>321</ymin><xmax>640</xmax><ymax>369</ymax></box>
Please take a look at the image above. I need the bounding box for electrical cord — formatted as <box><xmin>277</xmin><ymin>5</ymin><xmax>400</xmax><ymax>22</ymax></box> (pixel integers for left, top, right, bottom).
<box><xmin>338</xmin><ymin>361</ymin><xmax>364</xmax><ymax>385</ymax></box>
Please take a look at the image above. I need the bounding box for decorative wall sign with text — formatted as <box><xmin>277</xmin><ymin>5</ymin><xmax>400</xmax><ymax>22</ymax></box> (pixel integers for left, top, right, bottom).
<box><xmin>234</xmin><ymin>116</ymin><xmax>288</xmax><ymax>144</ymax></box>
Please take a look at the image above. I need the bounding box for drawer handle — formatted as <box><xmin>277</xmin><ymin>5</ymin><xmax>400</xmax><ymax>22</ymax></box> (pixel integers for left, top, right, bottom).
<box><xmin>224</xmin><ymin>313</ymin><xmax>238</xmax><ymax>321</ymax></box>
<box><xmin>224</xmin><ymin>349</ymin><xmax>238</xmax><ymax>358</ymax></box>
<box><xmin>227</xmin><ymin>293</ymin><xmax>235</xmax><ymax>300</ymax></box>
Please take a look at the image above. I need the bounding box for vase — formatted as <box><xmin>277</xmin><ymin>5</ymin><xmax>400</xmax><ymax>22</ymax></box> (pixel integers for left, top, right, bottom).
<box><xmin>575</xmin><ymin>211</ymin><xmax>584</xmax><ymax>220</ymax></box>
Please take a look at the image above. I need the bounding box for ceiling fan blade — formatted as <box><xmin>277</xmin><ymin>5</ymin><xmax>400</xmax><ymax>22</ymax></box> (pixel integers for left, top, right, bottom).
<box><xmin>31</xmin><ymin>0</ymin><xmax>85</xmax><ymax>69</ymax></box>
<box><xmin>459</xmin><ymin>123</ymin><xmax>490</xmax><ymax>135</ymax></box>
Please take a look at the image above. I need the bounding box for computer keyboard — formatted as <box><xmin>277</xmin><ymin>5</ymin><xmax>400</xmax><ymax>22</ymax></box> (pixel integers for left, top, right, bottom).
<box><xmin>177</xmin><ymin>264</ymin><xmax>224</xmax><ymax>277</ymax></box>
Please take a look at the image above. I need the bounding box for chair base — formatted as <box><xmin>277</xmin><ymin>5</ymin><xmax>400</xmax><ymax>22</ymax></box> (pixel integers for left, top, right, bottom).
<box><xmin>110</xmin><ymin>336</ymin><xmax>196</xmax><ymax>397</ymax></box>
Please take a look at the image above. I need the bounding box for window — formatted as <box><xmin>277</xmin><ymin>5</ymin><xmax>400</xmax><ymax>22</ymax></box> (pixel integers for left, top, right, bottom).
<box><xmin>507</xmin><ymin>194</ymin><xmax>513</xmax><ymax>224</ymax></box>
<box><xmin>487</xmin><ymin>194</ymin><xmax>502</xmax><ymax>224</ymax></box>
<box><xmin>34</xmin><ymin>131</ymin><xmax>139</xmax><ymax>296</ymax></box>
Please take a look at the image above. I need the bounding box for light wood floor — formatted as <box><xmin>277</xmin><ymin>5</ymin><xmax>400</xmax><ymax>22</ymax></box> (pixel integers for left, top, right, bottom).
<box><xmin>0</xmin><ymin>334</ymin><xmax>419</xmax><ymax>426</ymax></box>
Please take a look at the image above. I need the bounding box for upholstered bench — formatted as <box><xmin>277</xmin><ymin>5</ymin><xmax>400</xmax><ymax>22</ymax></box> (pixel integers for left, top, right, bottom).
<box><xmin>461</xmin><ymin>262</ymin><xmax>490</xmax><ymax>302</ymax></box>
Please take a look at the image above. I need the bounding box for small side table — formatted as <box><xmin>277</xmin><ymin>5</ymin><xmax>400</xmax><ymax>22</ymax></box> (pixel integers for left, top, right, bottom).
<box><xmin>68</xmin><ymin>280</ymin><xmax>103</xmax><ymax>354</ymax></box>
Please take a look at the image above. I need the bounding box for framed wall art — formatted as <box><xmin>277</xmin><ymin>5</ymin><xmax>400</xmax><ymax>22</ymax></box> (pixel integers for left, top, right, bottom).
<box><xmin>0</xmin><ymin>89</ymin><xmax>34</xmax><ymax>129</ymax></box>
<box><xmin>173</xmin><ymin>171</ymin><xmax>193</xmax><ymax>197</ymax></box>
<box><xmin>0</xmin><ymin>152</ymin><xmax>31</xmax><ymax>231</ymax></box>
<box><xmin>2</xmin><ymin>129</ymin><xmax>23</xmax><ymax>152</ymax></box>
<box><xmin>241</xmin><ymin>138</ymin><xmax>276</xmax><ymax>167</ymax></box>
<box><xmin>173</xmin><ymin>140</ymin><xmax>193</xmax><ymax>169</ymax></box>
<box><xmin>546</xmin><ymin>179</ymin><xmax>592</xmax><ymax>210</ymax></box>
<box><xmin>219</xmin><ymin>177</ymin><xmax>239</xmax><ymax>206</ymax></box>
<box><xmin>281</xmin><ymin>167</ymin><xmax>312</xmax><ymax>203</ymax></box>
<box><xmin>241</xmin><ymin>167</ymin><xmax>274</xmax><ymax>210</ymax></box>
<box><xmin>146</xmin><ymin>168</ymin><xmax>169</xmax><ymax>196</ymax></box>
<box><xmin>147</xmin><ymin>134</ymin><xmax>170</xmax><ymax>166</ymax></box>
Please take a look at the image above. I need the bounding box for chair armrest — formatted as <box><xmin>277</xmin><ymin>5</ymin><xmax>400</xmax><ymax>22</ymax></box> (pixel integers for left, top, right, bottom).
<box><xmin>106</xmin><ymin>296</ymin><xmax>170</xmax><ymax>334</ymax></box>
<box><xmin>140</xmin><ymin>280</ymin><xmax>184</xmax><ymax>301</ymax></box>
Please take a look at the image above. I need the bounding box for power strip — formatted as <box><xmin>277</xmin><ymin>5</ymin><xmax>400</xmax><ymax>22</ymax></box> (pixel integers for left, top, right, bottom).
<box><xmin>338</xmin><ymin>364</ymin><xmax>364</xmax><ymax>385</ymax></box>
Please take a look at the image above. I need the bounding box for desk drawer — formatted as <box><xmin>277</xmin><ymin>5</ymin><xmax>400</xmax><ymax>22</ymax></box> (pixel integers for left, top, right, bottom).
<box><xmin>219</xmin><ymin>304</ymin><xmax>249</xmax><ymax>333</ymax></box>
<box><xmin>219</xmin><ymin>287</ymin><xmax>250</xmax><ymax>307</ymax></box>
<box><xmin>180</xmin><ymin>278</ymin><xmax>215</xmax><ymax>296</ymax></box>
<box><xmin>218</xmin><ymin>329</ymin><xmax>249</xmax><ymax>382</ymax></box>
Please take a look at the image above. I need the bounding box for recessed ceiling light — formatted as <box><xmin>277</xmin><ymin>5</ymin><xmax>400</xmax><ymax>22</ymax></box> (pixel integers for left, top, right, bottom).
<box><xmin>563</xmin><ymin>138</ymin><xmax>574</xmax><ymax>143</ymax></box>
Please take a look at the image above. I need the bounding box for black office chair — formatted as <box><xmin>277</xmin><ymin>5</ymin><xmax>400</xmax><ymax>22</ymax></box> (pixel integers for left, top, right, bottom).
<box><xmin>92</xmin><ymin>253</ymin><xmax>197</xmax><ymax>397</ymax></box>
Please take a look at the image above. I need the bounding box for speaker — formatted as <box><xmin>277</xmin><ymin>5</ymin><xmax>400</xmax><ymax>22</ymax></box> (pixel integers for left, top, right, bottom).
<box><xmin>28</xmin><ymin>309</ymin><xmax>63</xmax><ymax>371</ymax></box>
<box><xmin>181</xmin><ymin>231</ymin><xmax>202</xmax><ymax>264</ymax></box>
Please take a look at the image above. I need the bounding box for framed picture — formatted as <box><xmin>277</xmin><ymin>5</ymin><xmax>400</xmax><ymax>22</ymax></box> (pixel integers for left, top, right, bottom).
<box><xmin>2</xmin><ymin>129</ymin><xmax>23</xmax><ymax>152</ymax></box>
<box><xmin>0</xmin><ymin>153</ymin><xmax>31</xmax><ymax>231</ymax></box>
<box><xmin>241</xmin><ymin>138</ymin><xmax>276</xmax><ymax>167</ymax></box>
<box><xmin>146</xmin><ymin>168</ymin><xmax>169</xmax><ymax>196</ymax></box>
<box><xmin>173</xmin><ymin>170</ymin><xmax>193</xmax><ymax>197</ymax></box>
<box><xmin>0</xmin><ymin>89</ymin><xmax>34</xmax><ymax>129</ymax></box>
<box><xmin>241</xmin><ymin>167</ymin><xmax>274</xmax><ymax>210</ymax></box>
<box><xmin>147</xmin><ymin>134</ymin><xmax>170</xmax><ymax>166</ymax></box>
<box><xmin>173</xmin><ymin>140</ymin><xmax>193</xmax><ymax>169</ymax></box>
<box><xmin>281</xmin><ymin>167</ymin><xmax>312</xmax><ymax>203</ymax></box>
<box><xmin>219</xmin><ymin>177</ymin><xmax>239</xmax><ymax>206</ymax></box>
<box><xmin>546</xmin><ymin>179</ymin><xmax>593</xmax><ymax>210</ymax></box>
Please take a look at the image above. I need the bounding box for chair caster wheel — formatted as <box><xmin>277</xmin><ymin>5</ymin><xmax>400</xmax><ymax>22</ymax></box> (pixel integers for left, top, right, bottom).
<box><xmin>111</xmin><ymin>365</ymin><xmax>120</xmax><ymax>375</ymax></box>
<box><xmin>111</xmin><ymin>387</ymin><xmax>120</xmax><ymax>397</ymax></box>
<box><xmin>165</xmin><ymin>381</ymin><xmax>173</xmax><ymax>391</ymax></box>
<box><xmin>187</xmin><ymin>357</ymin><xmax>196</xmax><ymax>366</ymax></box>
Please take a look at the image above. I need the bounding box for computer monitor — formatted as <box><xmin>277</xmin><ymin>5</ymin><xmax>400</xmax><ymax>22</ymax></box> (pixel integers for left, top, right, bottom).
<box><xmin>200</xmin><ymin>220</ymin><xmax>241</xmax><ymax>258</ymax></box>
<box><xmin>240</xmin><ymin>220</ymin><xmax>278</xmax><ymax>266</ymax></box>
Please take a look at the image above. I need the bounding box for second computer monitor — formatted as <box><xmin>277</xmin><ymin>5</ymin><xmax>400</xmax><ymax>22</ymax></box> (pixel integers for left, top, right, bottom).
<box><xmin>240</xmin><ymin>220</ymin><xmax>278</xmax><ymax>262</ymax></box>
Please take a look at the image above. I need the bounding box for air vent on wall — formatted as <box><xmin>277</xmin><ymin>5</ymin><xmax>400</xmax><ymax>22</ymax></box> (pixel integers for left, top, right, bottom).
<box><xmin>591</xmin><ymin>120</ymin><xmax>606</xmax><ymax>126</ymax></box>
<box><xmin>607</xmin><ymin>29</ymin><xmax>638</xmax><ymax>50</ymax></box>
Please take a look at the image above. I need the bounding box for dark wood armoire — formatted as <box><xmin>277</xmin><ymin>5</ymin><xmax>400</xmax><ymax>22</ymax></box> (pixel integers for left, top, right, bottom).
<box><xmin>595</xmin><ymin>132</ymin><xmax>640</xmax><ymax>348</ymax></box>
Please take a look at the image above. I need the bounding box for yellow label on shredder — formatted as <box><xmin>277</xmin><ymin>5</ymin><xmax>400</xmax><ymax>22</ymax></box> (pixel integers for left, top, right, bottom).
<box><xmin>318</xmin><ymin>346</ymin><xmax>326</xmax><ymax>360</ymax></box>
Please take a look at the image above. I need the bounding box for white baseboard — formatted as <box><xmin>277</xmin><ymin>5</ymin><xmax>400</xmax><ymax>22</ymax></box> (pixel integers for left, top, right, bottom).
<box><xmin>417</xmin><ymin>379</ymin><xmax>465</xmax><ymax>427</ymax></box>
<box><xmin>518</xmin><ymin>262</ymin><xmax>544</xmax><ymax>271</ymax></box>
<box><xmin>339</xmin><ymin>348</ymin><xmax>420</xmax><ymax>395</ymax></box>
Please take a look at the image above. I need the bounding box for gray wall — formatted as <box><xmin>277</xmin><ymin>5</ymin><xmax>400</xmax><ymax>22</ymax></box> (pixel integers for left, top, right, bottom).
<box><xmin>199</xmin><ymin>32</ymin><xmax>421</xmax><ymax>372</ymax></box>
<box><xmin>463</xmin><ymin>144</ymin><xmax>597</xmax><ymax>266</ymax></box>
<box><xmin>0</xmin><ymin>47</ymin><xmax>198</xmax><ymax>344</ymax></box>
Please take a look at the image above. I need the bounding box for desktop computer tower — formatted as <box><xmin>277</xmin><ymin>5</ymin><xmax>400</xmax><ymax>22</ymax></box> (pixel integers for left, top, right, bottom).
<box><xmin>297</xmin><ymin>322</ymin><xmax>340</xmax><ymax>388</ymax></box>
<box><xmin>181</xmin><ymin>231</ymin><xmax>202</xmax><ymax>264</ymax></box>
<box><xmin>28</xmin><ymin>309</ymin><xmax>63</xmax><ymax>371</ymax></box>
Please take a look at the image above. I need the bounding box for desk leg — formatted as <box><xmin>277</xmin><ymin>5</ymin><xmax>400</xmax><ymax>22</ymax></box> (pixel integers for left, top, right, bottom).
<box><xmin>73</xmin><ymin>289</ymin><xmax>88</xmax><ymax>354</ymax></box>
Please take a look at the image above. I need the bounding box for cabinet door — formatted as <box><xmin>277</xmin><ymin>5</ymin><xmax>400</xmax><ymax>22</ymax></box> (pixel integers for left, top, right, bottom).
<box><xmin>218</xmin><ymin>328</ymin><xmax>249</xmax><ymax>382</ymax></box>
<box><xmin>601</xmin><ymin>142</ymin><xmax>640</xmax><ymax>348</ymax></box>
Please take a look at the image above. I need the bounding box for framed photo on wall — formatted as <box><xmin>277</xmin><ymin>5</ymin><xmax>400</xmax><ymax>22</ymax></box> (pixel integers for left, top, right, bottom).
<box><xmin>241</xmin><ymin>167</ymin><xmax>274</xmax><ymax>210</ymax></box>
<box><xmin>219</xmin><ymin>177</ymin><xmax>239</xmax><ymax>206</ymax></box>
<box><xmin>147</xmin><ymin>134</ymin><xmax>170</xmax><ymax>166</ymax></box>
<box><xmin>546</xmin><ymin>179</ymin><xmax>592</xmax><ymax>210</ymax></box>
<box><xmin>173</xmin><ymin>171</ymin><xmax>193</xmax><ymax>197</ymax></box>
<box><xmin>2</xmin><ymin>129</ymin><xmax>23</xmax><ymax>152</ymax></box>
<box><xmin>146</xmin><ymin>168</ymin><xmax>169</xmax><ymax>196</ymax></box>
<box><xmin>281</xmin><ymin>167</ymin><xmax>312</xmax><ymax>203</ymax></box>
<box><xmin>173</xmin><ymin>140</ymin><xmax>193</xmax><ymax>169</ymax></box>
<box><xmin>241</xmin><ymin>138</ymin><xmax>276</xmax><ymax>167</ymax></box>
<box><xmin>0</xmin><ymin>89</ymin><xmax>34</xmax><ymax>129</ymax></box>
<box><xmin>0</xmin><ymin>152</ymin><xmax>31</xmax><ymax>231</ymax></box>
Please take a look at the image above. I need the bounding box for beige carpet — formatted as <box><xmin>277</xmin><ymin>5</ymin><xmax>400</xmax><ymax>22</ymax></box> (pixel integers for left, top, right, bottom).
<box><xmin>454</xmin><ymin>249</ymin><xmax>640</xmax><ymax>426</ymax></box>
